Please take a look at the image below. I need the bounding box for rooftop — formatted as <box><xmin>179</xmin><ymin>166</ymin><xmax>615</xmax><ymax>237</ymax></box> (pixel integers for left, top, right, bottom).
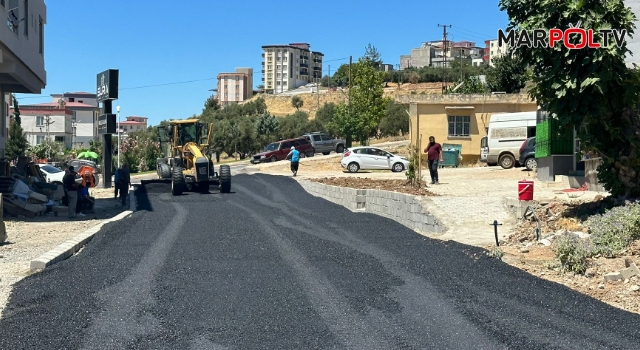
<box><xmin>32</xmin><ymin>101</ymin><xmax>96</xmax><ymax>108</ymax></box>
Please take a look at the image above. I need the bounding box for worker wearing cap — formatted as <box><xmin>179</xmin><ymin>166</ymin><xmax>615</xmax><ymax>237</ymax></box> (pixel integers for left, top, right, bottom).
<box><xmin>286</xmin><ymin>146</ymin><xmax>300</xmax><ymax>176</ymax></box>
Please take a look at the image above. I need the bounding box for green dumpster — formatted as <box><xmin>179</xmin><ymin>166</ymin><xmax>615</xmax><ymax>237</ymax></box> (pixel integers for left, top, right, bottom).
<box><xmin>439</xmin><ymin>143</ymin><xmax>462</xmax><ymax>168</ymax></box>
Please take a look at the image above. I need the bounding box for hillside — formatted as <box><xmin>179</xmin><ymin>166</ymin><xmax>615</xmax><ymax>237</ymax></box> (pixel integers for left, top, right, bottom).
<box><xmin>244</xmin><ymin>82</ymin><xmax>449</xmax><ymax>119</ymax></box>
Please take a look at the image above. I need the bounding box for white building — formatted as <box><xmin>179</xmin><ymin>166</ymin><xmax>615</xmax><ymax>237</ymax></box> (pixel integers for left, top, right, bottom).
<box><xmin>487</xmin><ymin>39</ymin><xmax>508</xmax><ymax>66</ymax></box>
<box><xmin>49</xmin><ymin>92</ymin><xmax>99</xmax><ymax>148</ymax></box>
<box><xmin>216</xmin><ymin>68</ymin><xmax>254</xmax><ymax>106</ymax></box>
<box><xmin>10</xmin><ymin>102</ymin><xmax>73</xmax><ymax>149</ymax></box>
<box><xmin>0</xmin><ymin>0</ymin><xmax>47</xmax><ymax>158</ymax></box>
<box><xmin>118</xmin><ymin>116</ymin><xmax>147</xmax><ymax>136</ymax></box>
<box><xmin>262</xmin><ymin>43</ymin><xmax>323</xmax><ymax>94</ymax></box>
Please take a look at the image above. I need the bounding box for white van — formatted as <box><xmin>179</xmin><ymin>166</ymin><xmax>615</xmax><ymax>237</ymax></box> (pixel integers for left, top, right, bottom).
<box><xmin>482</xmin><ymin>111</ymin><xmax>537</xmax><ymax>169</ymax></box>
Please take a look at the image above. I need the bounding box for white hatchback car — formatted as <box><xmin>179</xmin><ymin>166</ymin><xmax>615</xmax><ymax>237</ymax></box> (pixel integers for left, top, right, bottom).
<box><xmin>341</xmin><ymin>146</ymin><xmax>410</xmax><ymax>173</ymax></box>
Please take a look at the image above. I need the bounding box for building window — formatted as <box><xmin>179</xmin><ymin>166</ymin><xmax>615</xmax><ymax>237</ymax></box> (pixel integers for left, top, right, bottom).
<box><xmin>8</xmin><ymin>0</ymin><xmax>18</xmax><ymax>35</ymax></box>
<box><xmin>36</xmin><ymin>135</ymin><xmax>44</xmax><ymax>144</ymax></box>
<box><xmin>235</xmin><ymin>93</ymin><xmax>239</xmax><ymax>98</ymax></box>
<box><xmin>0</xmin><ymin>1</ymin><xmax>4</xmax><ymax>7</ymax></box>
<box><xmin>55</xmin><ymin>136</ymin><xmax>64</xmax><ymax>142</ymax></box>
<box><xmin>235</xmin><ymin>76</ymin><xmax>239</xmax><ymax>81</ymax></box>
<box><xmin>36</xmin><ymin>116</ymin><xmax>44</xmax><ymax>126</ymax></box>
<box><xmin>235</xmin><ymin>84</ymin><xmax>239</xmax><ymax>90</ymax></box>
<box><xmin>448</xmin><ymin>116</ymin><xmax>470</xmax><ymax>137</ymax></box>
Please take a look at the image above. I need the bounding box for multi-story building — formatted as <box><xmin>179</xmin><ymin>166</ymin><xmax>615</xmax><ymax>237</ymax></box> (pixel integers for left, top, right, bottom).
<box><xmin>49</xmin><ymin>92</ymin><xmax>99</xmax><ymax>148</ymax></box>
<box><xmin>118</xmin><ymin>116</ymin><xmax>147</xmax><ymax>136</ymax></box>
<box><xmin>0</xmin><ymin>0</ymin><xmax>47</xmax><ymax>158</ymax></box>
<box><xmin>486</xmin><ymin>39</ymin><xmax>509</xmax><ymax>66</ymax></box>
<box><xmin>261</xmin><ymin>43</ymin><xmax>323</xmax><ymax>93</ymax></box>
<box><xmin>399</xmin><ymin>42</ymin><xmax>437</xmax><ymax>70</ymax></box>
<box><xmin>216</xmin><ymin>68</ymin><xmax>254</xmax><ymax>106</ymax></box>
<box><xmin>10</xmin><ymin>102</ymin><xmax>74</xmax><ymax>148</ymax></box>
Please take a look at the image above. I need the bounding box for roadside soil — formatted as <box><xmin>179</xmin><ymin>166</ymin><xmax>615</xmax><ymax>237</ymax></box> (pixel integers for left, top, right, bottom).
<box><xmin>257</xmin><ymin>151</ymin><xmax>640</xmax><ymax>315</ymax></box>
<box><xmin>496</xmin><ymin>195</ymin><xmax>640</xmax><ymax>315</ymax></box>
<box><xmin>0</xmin><ymin>186</ymin><xmax>128</xmax><ymax>318</ymax></box>
<box><xmin>310</xmin><ymin>177</ymin><xmax>437</xmax><ymax>196</ymax></box>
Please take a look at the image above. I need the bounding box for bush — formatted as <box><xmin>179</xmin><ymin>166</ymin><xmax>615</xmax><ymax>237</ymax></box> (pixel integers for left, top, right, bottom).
<box><xmin>552</xmin><ymin>234</ymin><xmax>594</xmax><ymax>274</ymax></box>
<box><xmin>585</xmin><ymin>202</ymin><xmax>640</xmax><ymax>256</ymax></box>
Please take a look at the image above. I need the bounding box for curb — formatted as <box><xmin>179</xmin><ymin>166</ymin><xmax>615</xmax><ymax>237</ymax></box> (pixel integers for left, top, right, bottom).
<box><xmin>30</xmin><ymin>210</ymin><xmax>134</xmax><ymax>270</ymax></box>
<box><xmin>297</xmin><ymin>179</ymin><xmax>446</xmax><ymax>234</ymax></box>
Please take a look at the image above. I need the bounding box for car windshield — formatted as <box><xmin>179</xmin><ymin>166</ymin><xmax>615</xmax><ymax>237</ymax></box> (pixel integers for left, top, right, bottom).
<box><xmin>264</xmin><ymin>143</ymin><xmax>279</xmax><ymax>152</ymax></box>
<box><xmin>40</xmin><ymin>165</ymin><xmax>62</xmax><ymax>173</ymax></box>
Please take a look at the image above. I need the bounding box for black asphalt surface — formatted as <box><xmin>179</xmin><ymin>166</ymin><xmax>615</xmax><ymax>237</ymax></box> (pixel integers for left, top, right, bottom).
<box><xmin>1</xmin><ymin>173</ymin><xmax>640</xmax><ymax>349</ymax></box>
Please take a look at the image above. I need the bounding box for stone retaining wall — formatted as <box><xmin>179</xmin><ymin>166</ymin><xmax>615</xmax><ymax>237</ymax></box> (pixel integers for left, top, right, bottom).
<box><xmin>298</xmin><ymin>180</ymin><xmax>444</xmax><ymax>234</ymax></box>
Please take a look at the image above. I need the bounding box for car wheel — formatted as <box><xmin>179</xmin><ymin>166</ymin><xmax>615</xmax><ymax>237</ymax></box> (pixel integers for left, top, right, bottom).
<box><xmin>270</xmin><ymin>156</ymin><xmax>278</xmax><ymax>162</ymax></box>
<box><xmin>322</xmin><ymin>152</ymin><xmax>330</xmax><ymax>155</ymax></box>
<box><xmin>306</xmin><ymin>149</ymin><xmax>315</xmax><ymax>157</ymax></box>
<box><xmin>336</xmin><ymin>144</ymin><xmax>344</xmax><ymax>154</ymax></box>
<box><xmin>347</xmin><ymin>162</ymin><xmax>360</xmax><ymax>173</ymax></box>
<box><xmin>525</xmin><ymin>157</ymin><xmax>537</xmax><ymax>171</ymax></box>
<box><xmin>299</xmin><ymin>152</ymin><xmax>306</xmax><ymax>158</ymax></box>
<box><xmin>499</xmin><ymin>154</ymin><xmax>516</xmax><ymax>169</ymax></box>
<box><xmin>392</xmin><ymin>162</ymin><xmax>404</xmax><ymax>172</ymax></box>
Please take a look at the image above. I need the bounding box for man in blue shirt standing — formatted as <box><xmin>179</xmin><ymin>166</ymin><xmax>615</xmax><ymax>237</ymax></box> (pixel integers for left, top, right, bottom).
<box><xmin>286</xmin><ymin>146</ymin><xmax>300</xmax><ymax>176</ymax></box>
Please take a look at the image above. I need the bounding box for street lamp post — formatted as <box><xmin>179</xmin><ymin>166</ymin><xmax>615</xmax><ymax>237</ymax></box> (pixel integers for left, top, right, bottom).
<box><xmin>116</xmin><ymin>105</ymin><xmax>120</xmax><ymax>169</ymax></box>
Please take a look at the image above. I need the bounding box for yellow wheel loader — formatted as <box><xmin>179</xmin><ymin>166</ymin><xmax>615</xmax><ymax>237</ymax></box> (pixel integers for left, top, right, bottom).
<box><xmin>154</xmin><ymin>119</ymin><xmax>230</xmax><ymax>195</ymax></box>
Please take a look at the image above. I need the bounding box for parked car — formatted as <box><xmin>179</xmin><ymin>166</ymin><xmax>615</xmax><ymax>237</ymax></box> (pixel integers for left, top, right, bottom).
<box><xmin>68</xmin><ymin>159</ymin><xmax>101</xmax><ymax>173</ymax></box>
<box><xmin>37</xmin><ymin>164</ymin><xmax>66</xmax><ymax>184</ymax></box>
<box><xmin>301</xmin><ymin>132</ymin><xmax>345</xmax><ymax>155</ymax></box>
<box><xmin>519</xmin><ymin>136</ymin><xmax>537</xmax><ymax>171</ymax></box>
<box><xmin>340</xmin><ymin>146</ymin><xmax>410</xmax><ymax>173</ymax></box>
<box><xmin>250</xmin><ymin>137</ymin><xmax>314</xmax><ymax>164</ymax></box>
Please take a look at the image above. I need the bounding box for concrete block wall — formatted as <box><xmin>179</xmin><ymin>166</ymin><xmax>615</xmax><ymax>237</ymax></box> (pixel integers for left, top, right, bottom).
<box><xmin>298</xmin><ymin>180</ymin><xmax>444</xmax><ymax>234</ymax></box>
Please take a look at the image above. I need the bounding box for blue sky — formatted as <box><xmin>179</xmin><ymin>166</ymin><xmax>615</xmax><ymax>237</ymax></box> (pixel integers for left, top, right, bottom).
<box><xmin>16</xmin><ymin>0</ymin><xmax>509</xmax><ymax>126</ymax></box>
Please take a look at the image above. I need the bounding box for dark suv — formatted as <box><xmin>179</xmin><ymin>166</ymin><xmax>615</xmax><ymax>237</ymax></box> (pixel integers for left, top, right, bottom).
<box><xmin>519</xmin><ymin>137</ymin><xmax>537</xmax><ymax>171</ymax></box>
<box><xmin>250</xmin><ymin>137</ymin><xmax>314</xmax><ymax>164</ymax></box>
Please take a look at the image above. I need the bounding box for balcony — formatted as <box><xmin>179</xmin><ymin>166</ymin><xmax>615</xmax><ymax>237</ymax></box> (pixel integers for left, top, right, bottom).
<box><xmin>300</xmin><ymin>63</ymin><xmax>308</xmax><ymax>68</ymax></box>
<box><xmin>313</xmin><ymin>66</ymin><xmax>321</xmax><ymax>71</ymax></box>
<box><xmin>262</xmin><ymin>70</ymin><xmax>265</xmax><ymax>73</ymax></box>
<box><xmin>313</xmin><ymin>59</ymin><xmax>322</xmax><ymax>63</ymax></box>
<box><xmin>299</xmin><ymin>55</ymin><xmax>309</xmax><ymax>60</ymax></box>
<box><xmin>300</xmin><ymin>71</ymin><xmax>309</xmax><ymax>75</ymax></box>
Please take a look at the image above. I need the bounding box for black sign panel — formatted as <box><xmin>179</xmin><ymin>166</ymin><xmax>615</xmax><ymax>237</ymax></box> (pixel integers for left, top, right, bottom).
<box><xmin>96</xmin><ymin>69</ymin><xmax>119</xmax><ymax>102</ymax></box>
<box><xmin>97</xmin><ymin>114</ymin><xmax>117</xmax><ymax>134</ymax></box>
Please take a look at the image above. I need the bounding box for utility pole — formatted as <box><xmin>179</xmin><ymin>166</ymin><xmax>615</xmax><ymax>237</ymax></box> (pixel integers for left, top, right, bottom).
<box><xmin>438</xmin><ymin>24</ymin><xmax>452</xmax><ymax>93</ymax></box>
<box><xmin>44</xmin><ymin>114</ymin><xmax>55</xmax><ymax>160</ymax></box>
<box><xmin>347</xmin><ymin>56</ymin><xmax>353</xmax><ymax>147</ymax></box>
<box><xmin>328</xmin><ymin>65</ymin><xmax>331</xmax><ymax>90</ymax></box>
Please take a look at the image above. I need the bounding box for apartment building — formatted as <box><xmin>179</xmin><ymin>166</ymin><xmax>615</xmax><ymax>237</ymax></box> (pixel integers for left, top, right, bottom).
<box><xmin>10</xmin><ymin>102</ymin><xmax>74</xmax><ymax>149</ymax></box>
<box><xmin>0</xmin><ymin>0</ymin><xmax>47</xmax><ymax>158</ymax></box>
<box><xmin>216</xmin><ymin>68</ymin><xmax>253</xmax><ymax>106</ymax></box>
<box><xmin>262</xmin><ymin>43</ymin><xmax>323</xmax><ymax>94</ymax></box>
<box><xmin>49</xmin><ymin>92</ymin><xmax>99</xmax><ymax>148</ymax></box>
<box><xmin>485</xmin><ymin>39</ymin><xmax>509</xmax><ymax>66</ymax></box>
<box><xmin>118</xmin><ymin>116</ymin><xmax>147</xmax><ymax>136</ymax></box>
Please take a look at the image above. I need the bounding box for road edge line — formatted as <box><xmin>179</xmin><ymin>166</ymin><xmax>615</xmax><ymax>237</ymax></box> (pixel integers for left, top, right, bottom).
<box><xmin>29</xmin><ymin>210</ymin><xmax>134</xmax><ymax>270</ymax></box>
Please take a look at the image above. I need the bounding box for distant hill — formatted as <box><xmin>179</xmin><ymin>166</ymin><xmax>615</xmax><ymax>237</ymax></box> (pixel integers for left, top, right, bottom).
<box><xmin>243</xmin><ymin>82</ymin><xmax>448</xmax><ymax>118</ymax></box>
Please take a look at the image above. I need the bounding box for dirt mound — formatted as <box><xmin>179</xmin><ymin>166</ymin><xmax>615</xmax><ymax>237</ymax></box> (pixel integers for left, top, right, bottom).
<box><xmin>309</xmin><ymin>177</ymin><xmax>437</xmax><ymax>196</ymax></box>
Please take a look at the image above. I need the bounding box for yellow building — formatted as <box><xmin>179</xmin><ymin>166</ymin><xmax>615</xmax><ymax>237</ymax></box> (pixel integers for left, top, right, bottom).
<box><xmin>397</xmin><ymin>93</ymin><xmax>538</xmax><ymax>163</ymax></box>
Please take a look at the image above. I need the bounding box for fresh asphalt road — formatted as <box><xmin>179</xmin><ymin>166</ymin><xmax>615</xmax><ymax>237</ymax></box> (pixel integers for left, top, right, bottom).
<box><xmin>1</xmin><ymin>173</ymin><xmax>640</xmax><ymax>349</ymax></box>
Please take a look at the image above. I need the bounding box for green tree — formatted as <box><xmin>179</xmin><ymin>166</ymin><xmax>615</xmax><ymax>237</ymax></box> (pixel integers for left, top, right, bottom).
<box><xmin>485</xmin><ymin>52</ymin><xmax>528</xmax><ymax>93</ymax></box>
<box><xmin>378</xmin><ymin>101</ymin><xmax>409</xmax><ymax>137</ymax></box>
<box><xmin>6</xmin><ymin>96</ymin><xmax>29</xmax><ymax>160</ymax></box>
<box><xmin>331</xmin><ymin>64</ymin><xmax>351</xmax><ymax>87</ymax></box>
<box><xmin>255</xmin><ymin>112</ymin><xmax>280</xmax><ymax>144</ymax></box>
<box><xmin>363</xmin><ymin>43</ymin><xmax>382</xmax><ymax>70</ymax></box>
<box><xmin>499</xmin><ymin>0</ymin><xmax>640</xmax><ymax>197</ymax></box>
<box><xmin>204</xmin><ymin>94</ymin><xmax>220</xmax><ymax>111</ymax></box>
<box><xmin>331</xmin><ymin>59</ymin><xmax>390</xmax><ymax>146</ymax></box>
<box><xmin>291</xmin><ymin>95</ymin><xmax>304</xmax><ymax>110</ymax></box>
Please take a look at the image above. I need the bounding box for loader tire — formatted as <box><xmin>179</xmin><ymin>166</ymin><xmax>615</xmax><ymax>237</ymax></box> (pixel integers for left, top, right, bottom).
<box><xmin>171</xmin><ymin>166</ymin><xmax>185</xmax><ymax>196</ymax></box>
<box><xmin>219</xmin><ymin>164</ymin><xmax>231</xmax><ymax>193</ymax></box>
<box><xmin>158</xmin><ymin>162</ymin><xmax>171</xmax><ymax>179</ymax></box>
